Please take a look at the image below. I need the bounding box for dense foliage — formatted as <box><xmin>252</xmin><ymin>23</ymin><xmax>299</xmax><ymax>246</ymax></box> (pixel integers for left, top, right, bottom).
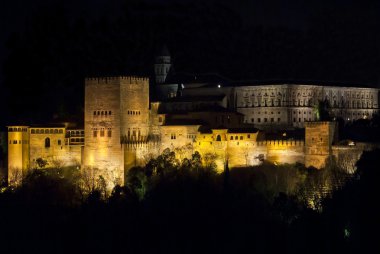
<box><xmin>1</xmin><ymin>148</ymin><xmax>378</xmax><ymax>253</ymax></box>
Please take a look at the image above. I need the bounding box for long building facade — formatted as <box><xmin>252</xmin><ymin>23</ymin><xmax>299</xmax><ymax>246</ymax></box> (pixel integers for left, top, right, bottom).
<box><xmin>6</xmin><ymin>72</ymin><xmax>379</xmax><ymax>188</ymax></box>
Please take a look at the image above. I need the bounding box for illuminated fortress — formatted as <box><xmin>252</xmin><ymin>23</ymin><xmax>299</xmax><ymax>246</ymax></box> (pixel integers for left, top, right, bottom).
<box><xmin>6</xmin><ymin>49</ymin><xmax>380</xmax><ymax>187</ymax></box>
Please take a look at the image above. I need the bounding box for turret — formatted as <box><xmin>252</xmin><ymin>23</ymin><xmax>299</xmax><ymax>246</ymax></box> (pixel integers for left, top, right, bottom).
<box><xmin>154</xmin><ymin>45</ymin><xmax>171</xmax><ymax>84</ymax></box>
<box><xmin>7</xmin><ymin>126</ymin><xmax>29</xmax><ymax>185</ymax></box>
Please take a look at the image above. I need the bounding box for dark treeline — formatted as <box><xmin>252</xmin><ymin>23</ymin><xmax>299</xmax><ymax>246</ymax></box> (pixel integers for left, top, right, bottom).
<box><xmin>2</xmin><ymin>0</ymin><xmax>380</xmax><ymax>124</ymax></box>
<box><xmin>0</xmin><ymin>149</ymin><xmax>379</xmax><ymax>253</ymax></box>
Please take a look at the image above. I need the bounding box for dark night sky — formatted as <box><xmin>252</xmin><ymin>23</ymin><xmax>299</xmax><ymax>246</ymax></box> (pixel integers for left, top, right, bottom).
<box><xmin>1</xmin><ymin>0</ymin><xmax>380</xmax><ymax>125</ymax></box>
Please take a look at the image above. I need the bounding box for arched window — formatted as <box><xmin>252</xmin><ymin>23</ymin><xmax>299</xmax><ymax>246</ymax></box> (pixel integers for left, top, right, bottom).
<box><xmin>216</xmin><ymin>135</ymin><xmax>221</xmax><ymax>141</ymax></box>
<box><xmin>50</xmin><ymin>129</ymin><xmax>54</xmax><ymax>134</ymax></box>
<box><xmin>54</xmin><ymin>129</ymin><xmax>58</xmax><ymax>134</ymax></box>
<box><xmin>45</xmin><ymin>138</ymin><xmax>50</xmax><ymax>148</ymax></box>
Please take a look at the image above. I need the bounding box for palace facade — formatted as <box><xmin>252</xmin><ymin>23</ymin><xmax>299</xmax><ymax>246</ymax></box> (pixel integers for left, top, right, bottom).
<box><xmin>5</xmin><ymin>49</ymin><xmax>379</xmax><ymax>187</ymax></box>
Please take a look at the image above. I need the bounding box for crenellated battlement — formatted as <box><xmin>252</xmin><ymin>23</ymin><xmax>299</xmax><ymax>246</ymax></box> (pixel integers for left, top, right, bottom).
<box><xmin>85</xmin><ymin>76</ymin><xmax>149</xmax><ymax>85</ymax></box>
<box><xmin>304</xmin><ymin>121</ymin><xmax>333</xmax><ymax>127</ymax></box>
<box><xmin>256</xmin><ymin>140</ymin><xmax>305</xmax><ymax>147</ymax></box>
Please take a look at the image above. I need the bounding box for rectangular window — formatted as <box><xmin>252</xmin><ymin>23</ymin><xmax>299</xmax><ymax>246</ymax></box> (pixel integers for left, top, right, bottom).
<box><xmin>58</xmin><ymin>140</ymin><xmax>61</xmax><ymax>146</ymax></box>
<box><xmin>278</xmin><ymin>118</ymin><xmax>280</xmax><ymax>122</ymax></box>
<box><xmin>299</xmin><ymin>118</ymin><xmax>301</xmax><ymax>122</ymax></box>
<box><xmin>264</xmin><ymin>118</ymin><xmax>267</xmax><ymax>122</ymax></box>
<box><xmin>93</xmin><ymin>130</ymin><xmax>97</xmax><ymax>138</ymax></box>
<box><xmin>258</xmin><ymin>118</ymin><xmax>261</xmax><ymax>123</ymax></box>
<box><xmin>159</xmin><ymin>117</ymin><xmax>163</xmax><ymax>122</ymax></box>
<box><xmin>293</xmin><ymin>118</ymin><xmax>296</xmax><ymax>122</ymax></box>
<box><xmin>271</xmin><ymin>118</ymin><xmax>274</xmax><ymax>122</ymax></box>
<box><xmin>108</xmin><ymin>130</ymin><xmax>112</xmax><ymax>137</ymax></box>
<box><xmin>100</xmin><ymin>130</ymin><xmax>105</xmax><ymax>137</ymax></box>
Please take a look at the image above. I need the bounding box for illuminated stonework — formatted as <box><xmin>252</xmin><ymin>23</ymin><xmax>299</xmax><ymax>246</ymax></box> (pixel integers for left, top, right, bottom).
<box><xmin>7</xmin><ymin>75</ymin><xmax>379</xmax><ymax>187</ymax></box>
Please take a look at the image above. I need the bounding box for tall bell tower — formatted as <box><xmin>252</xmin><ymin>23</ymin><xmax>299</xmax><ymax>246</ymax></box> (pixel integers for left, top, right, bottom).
<box><xmin>154</xmin><ymin>45</ymin><xmax>171</xmax><ymax>84</ymax></box>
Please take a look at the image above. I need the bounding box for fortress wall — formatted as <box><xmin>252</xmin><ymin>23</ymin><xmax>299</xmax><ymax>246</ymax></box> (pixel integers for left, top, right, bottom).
<box><xmin>84</xmin><ymin>77</ymin><xmax>123</xmax><ymax>185</ymax></box>
<box><xmin>124</xmin><ymin>142</ymin><xmax>161</xmax><ymax>172</ymax></box>
<box><xmin>29</xmin><ymin>128</ymin><xmax>71</xmax><ymax>168</ymax></box>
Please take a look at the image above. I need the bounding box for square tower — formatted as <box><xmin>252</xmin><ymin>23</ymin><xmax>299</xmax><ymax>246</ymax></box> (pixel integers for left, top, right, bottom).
<box><xmin>83</xmin><ymin>76</ymin><xmax>149</xmax><ymax>187</ymax></box>
<box><xmin>304</xmin><ymin>121</ymin><xmax>337</xmax><ymax>169</ymax></box>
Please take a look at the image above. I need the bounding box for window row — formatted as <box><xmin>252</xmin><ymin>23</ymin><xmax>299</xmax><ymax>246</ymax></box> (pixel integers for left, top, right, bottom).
<box><xmin>187</xmin><ymin>134</ymin><xmax>196</xmax><ymax>140</ymax></box>
<box><xmin>70</xmin><ymin>138</ymin><xmax>84</xmax><ymax>143</ymax></box>
<box><xmin>94</xmin><ymin>111</ymin><xmax>112</xmax><ymax>116</ymax></box>
<box><xmin>93</xmin><ymin>128</ymin><xmax>112</xmax><ymax>138</ymax></box>
<box><xmin>8</xmin><ymin>128</ymin><xmax>27</xmax><ymax>132</ymax></box>
<box><xmin>293</xmin><ymin>118</ymin><xmax>312</xmax><ymax>123</ymax></box>
<box><xmin>68</xmin><ymin>130</ymin><xmax>84</xmax><ymax>136</ymax></box>
<box><xmin>128</xmin><ymin>110</ymin><xmax>141</xmax><ymax>115</ymax></box>
<box><xmin>253</xmin><ymin>118</ymin><xmax>281</xmax><ymax>123</ymax></box>
<box><xmin>9</xmin><ymin>140</ymin><xmax>28</xmax><ymax>144</ymax></box>
<box><xmin>31</xmin><ymin>129</ymin><xmax>63</xmax><ymax>134</ymax></box>
<box><xmin>252</xmin><ymin>111</ymin><xmax>282</xmax><ymax>115</ymax></box>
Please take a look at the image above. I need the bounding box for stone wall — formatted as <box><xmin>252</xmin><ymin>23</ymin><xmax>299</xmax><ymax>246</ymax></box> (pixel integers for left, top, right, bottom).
<box><xmin>83</xmin><ymin>77</ymin><xmax>123</xmax><ymax>186</ymax></box>
<box><xmin>304</xmin><ymin>122</ymin><xmax>336</xmax><ymax>169</ymax></box>
<box><xmin>29</xmin><ymin>127</ymin><xmax>81</xmax><ymax>168</ymax></box>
